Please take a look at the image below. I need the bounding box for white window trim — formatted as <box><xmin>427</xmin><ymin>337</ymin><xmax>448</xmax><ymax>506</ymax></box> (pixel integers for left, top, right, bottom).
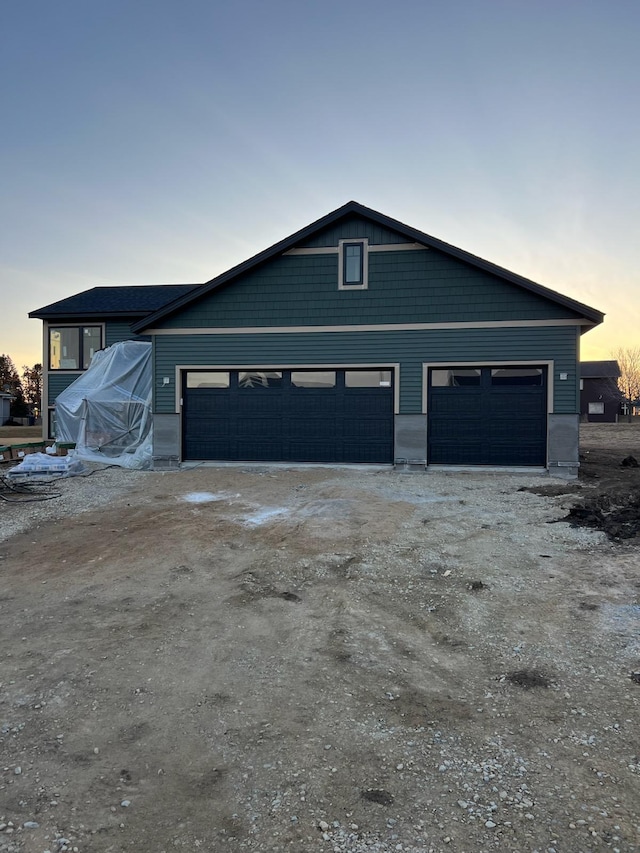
<box><xmin>338</xmin><ymin>238</ymin><xmax>369</xmax><ymax>290</ymax></box>
<box><xmin>47</xmin><ymin>322</ymin><xmax>105</xmax><ymax>371</ymax></box>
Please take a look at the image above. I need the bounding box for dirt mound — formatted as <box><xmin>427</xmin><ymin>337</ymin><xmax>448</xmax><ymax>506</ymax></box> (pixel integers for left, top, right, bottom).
<box><xmin>560</xmin><ymin>491</ymin><xmax>640</xmax><ymax>540</ymax></box>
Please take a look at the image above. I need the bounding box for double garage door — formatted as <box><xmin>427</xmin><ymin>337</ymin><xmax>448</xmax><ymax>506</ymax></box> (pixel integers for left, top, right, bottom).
<box><xmin>183</xmin><ymin>368</ymin><xmax>394</xmax><ymax>463</ymax></box>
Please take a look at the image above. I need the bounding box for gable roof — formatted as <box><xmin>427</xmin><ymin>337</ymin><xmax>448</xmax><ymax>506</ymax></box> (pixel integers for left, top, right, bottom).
<box><xmin>29</xmin><ymin>284</ymin><xmax>200</xmax><ymax>320</ymax></box>
<box><xmin>580</xmin><ymin>360</ymin><xmax>621</xmax><ymax>379</ymax></box>
<box><xmin>132</xmin><ymin>201</ymin><xmax>604</xmax><ymax>333</ymax></box>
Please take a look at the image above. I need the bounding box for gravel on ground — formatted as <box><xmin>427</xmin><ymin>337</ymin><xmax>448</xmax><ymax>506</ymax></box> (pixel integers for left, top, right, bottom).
<box><xmin>0</xmin><ymin>424</ymin><xmax>639</xmax><ymax>853</ymax></box>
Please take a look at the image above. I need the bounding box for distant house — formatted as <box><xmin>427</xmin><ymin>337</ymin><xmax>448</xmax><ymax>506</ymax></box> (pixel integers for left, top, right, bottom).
<box><xmin>580</xmin><ymin>361</ymin><xmax>622</xmax><ymax>422</ymax></box>
<box><xmin>30</xmin><ymin>201</ymin><xmax>606</xmax><ymax>476</ymax></box>
<box><xmin>1</xmin><ymin>393</ymin><xmax>14</xmax><ymax>425</ymax></box>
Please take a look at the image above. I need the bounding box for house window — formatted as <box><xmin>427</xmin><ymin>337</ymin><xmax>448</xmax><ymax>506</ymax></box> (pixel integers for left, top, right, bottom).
<box><xmin>588</xmin><ymin>401</ymin><xmax>605</xmax><ymax>415</ymax></box>
<box><xmin>49</xmin><ymin>326</ymin><xmax>102</xmax><ymax>370</ymax></box>
<box><xmin>338</xmin><ymin>239</ymin><xmax>368</xmax><ymax>289</ymax></box>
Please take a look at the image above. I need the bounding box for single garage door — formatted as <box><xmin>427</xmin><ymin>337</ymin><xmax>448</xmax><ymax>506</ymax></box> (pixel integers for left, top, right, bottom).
<box><xmin>428</xmin><ymin>366</ymin><xmax>547</xmax><ymax>466</ymax></box>
<box><xmin>183</xmin><ymin>368</ymin><xmax>394</xmax><ymax>463</ymax></box>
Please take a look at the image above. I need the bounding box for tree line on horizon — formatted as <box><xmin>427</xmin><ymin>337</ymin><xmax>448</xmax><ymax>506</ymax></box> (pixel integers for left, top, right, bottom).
<box><xmin>0</xmin><ymin>354</ymin><xmax>42</xmax><ymax>423</ymax></box>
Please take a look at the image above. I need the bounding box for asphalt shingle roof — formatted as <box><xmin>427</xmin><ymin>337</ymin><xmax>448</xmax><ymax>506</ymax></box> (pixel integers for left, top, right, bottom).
<box><xmin>29</xmin><ymin>284</ymin><xmax>201</xmax><ymax>319</ymax></box>
<box><xmin>580</xmin><ymin>360</ymin><xmax>621</xmax><ymax>379</ymax></box>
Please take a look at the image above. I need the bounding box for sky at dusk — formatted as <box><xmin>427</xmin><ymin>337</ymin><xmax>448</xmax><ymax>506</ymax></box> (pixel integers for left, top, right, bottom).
<box><xmin>1</xmin><ymin>0</ymin><xmax>638</xmax><ymax>371</ymax></box>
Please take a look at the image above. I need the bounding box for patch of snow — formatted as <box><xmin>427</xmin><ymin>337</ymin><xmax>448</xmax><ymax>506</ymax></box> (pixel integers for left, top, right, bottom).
<box><xmin>243</xmin><ymin>507</ymin><xmax>290</xmax><ymax>526</ymax></box>
<box><xmin>182</xmin><ymin>492</ymin><xmax>228</xmax><ymax>504</ymax></box>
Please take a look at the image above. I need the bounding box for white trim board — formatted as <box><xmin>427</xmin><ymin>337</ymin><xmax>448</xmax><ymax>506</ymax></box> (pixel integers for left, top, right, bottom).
<box><xmin>284</xmin><ymin>242</ymin><xmax>427</xmax><ymax>256</ymax></box>
<box><xmin>146</xmin><ymin>318</ymin><xmax>589</xmax><ymax>336</ymax></box>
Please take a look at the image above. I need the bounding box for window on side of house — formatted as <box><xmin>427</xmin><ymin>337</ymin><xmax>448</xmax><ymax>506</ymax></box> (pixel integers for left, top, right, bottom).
<box><xmin>588</xmin><ymin>401</ymin><xmax>605</xmax><ymax>414</ymax></box>
<box><xmin>49</xmin><ymin>326</ymin><xmax>102</xmax><ymax>370</ymax></box>
<box><xmin>338</xmin><ymin>239</ymin><xmax>368</xmax><ymax>289</ymax></box>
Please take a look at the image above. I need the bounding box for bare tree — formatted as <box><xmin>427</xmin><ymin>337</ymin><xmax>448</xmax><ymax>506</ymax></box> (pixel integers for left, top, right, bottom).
<box><xmin>613</xmin><ymin>346</ymin><xmax>640</xmax><ymax>420</ymax></box>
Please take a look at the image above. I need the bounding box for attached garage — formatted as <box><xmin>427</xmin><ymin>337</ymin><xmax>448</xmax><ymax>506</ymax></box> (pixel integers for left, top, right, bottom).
<box><xmin>33</xmin><ymin>201</ymin><xmax>605</xmax><ymax>476</ymax></box>
<box><xmin>182</xmin><ymin>368</ymin><xmax>394</xmax><ymax>463</ymax></box>
<box><xmin>427</xmin><ymin>365</ymin><xmax>548</xmax><ymax>466</ymax></box>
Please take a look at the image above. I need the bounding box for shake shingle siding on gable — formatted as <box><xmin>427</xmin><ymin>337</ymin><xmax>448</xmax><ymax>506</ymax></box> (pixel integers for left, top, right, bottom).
<box><xmin>154</xmin><ymin>249</ymin><xmax>582</xmax><ymax>330</ymax></box>
<box><xmin>30</xmin><ymin>202</ymin><xmax>603</xmax><ymax>475</ymax></box>
<box><xmin>300</xmin><ymin>216</ymin><xmax>409</xmax><ymax>247</ymax></box>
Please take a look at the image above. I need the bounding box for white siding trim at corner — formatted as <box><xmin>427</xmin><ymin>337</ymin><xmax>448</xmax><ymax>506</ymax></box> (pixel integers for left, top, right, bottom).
<box><xmin>421</xmin><ymin>360</ymin><xmax>555</xmax><ymax>417</ymax></box>
<box><xmin>42</xmin><ymin>322</ymin><xmax>49</xmax><ymax>440</ymax></box>
<box><xmin>146</xmin><ymin>318</ymin><xmax>589</xmax><ymax>336</ymax></box>
<box><xmin>44</xmin><ymin>320</ymin><xmax>107</xmax><ymax>438</ymax></box>
<box><xmin>174</xmin><ymin>362</ymin><xmax>401</xmax><ymax>415</ymax></box>
<box><xmin>283</xmin><ymin>242</ymin><xmax>427</xmax><ymax>256</ymax></box>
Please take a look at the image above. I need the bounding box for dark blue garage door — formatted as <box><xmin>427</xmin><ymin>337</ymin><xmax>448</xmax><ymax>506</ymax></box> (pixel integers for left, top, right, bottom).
<box><xmin>183</xmin><ymin>369</ymin><xmax>394</xmax><ymax>463</ymax></box>
<box><xmin>428</xmin><ymin>366</ymin><xmax>547</xmax><ymax>466</ymax></box>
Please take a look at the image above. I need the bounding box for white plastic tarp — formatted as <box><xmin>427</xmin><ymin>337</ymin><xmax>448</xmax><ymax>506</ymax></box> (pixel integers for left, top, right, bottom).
<box><xmin>54</xmin><ymin>340</ymin><xmax>153</xmax><ymax>469</ymax></box>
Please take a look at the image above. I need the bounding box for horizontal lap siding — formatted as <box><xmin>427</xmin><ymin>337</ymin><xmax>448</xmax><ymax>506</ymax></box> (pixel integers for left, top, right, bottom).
<box><xmin>154</xmin><ymin>326</ymin><xmax>578</xmax><ymax>415</ymax></box>
<box><xmin>159</xmin><ymin>250</ymin><xmax>583</xmax><ymax>329</ymax></box>
<box><xmin>48</xmin><ymin>374</ymin><xmax>79</xmax><ymax>405</ymax></box>
<box><xmin>105</xmin><ymin>320</ymin><xmax>138</xmax><ymax>346</ymax></box>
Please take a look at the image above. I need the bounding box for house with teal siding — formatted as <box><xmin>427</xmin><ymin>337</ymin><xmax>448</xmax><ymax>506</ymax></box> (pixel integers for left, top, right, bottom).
<box><xmin>30</xmin><ymin>202</ymin><xmax>604</xmax><ymax>476</ymax></box>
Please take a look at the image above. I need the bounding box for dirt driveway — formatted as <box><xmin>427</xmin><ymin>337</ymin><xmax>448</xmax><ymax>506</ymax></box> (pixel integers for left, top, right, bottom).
<box><xmin>1</xmin><ymin>425</ymin><xmax>639</xmax><ymax>852</ymax></box>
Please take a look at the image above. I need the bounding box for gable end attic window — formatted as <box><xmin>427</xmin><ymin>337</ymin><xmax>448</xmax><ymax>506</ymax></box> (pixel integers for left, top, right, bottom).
<box><xmin>338</xmin><ymin>238</ymin><xmax>368</xmax><ymax>290</ymax></box>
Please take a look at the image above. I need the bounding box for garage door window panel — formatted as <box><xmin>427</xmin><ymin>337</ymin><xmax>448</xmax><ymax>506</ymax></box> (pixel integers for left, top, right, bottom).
<box><xmin>186</xmin><ymin>371</ymin><xmax>230</xmax><ymax>388</ymax></box>
<box><xmin>491</xmin><ymin>368</ymin><xmax>543</xmax><ymax>386</ymax></box>
<box><xmin>431</xmin><ymin>368</ymin><xmax>481</xmax><ymax>387</ymax></box>
<box><xmin>291</xmin><ymin>371</ymin><xmax>336</xmax><ymax>388</ymax></box>
<box><xmin>239</xmin><ymin>371</ymin><xmax>283</xmax><ymax>388</ymax></box>
<box><xmin>345</xmin><ymin>370</ymin><xmax>392</xmax><ymax>387</ymax></box>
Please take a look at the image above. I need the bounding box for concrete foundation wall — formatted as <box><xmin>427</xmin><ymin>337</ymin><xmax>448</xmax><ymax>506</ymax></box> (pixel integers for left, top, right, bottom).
<box><xmin>394</xmin><ymin>415</ymin><xmax>427</xmax><ymax>469</ymax></box>
<box><xmin>547</xmin><ymin>413</ymin><xmax>580</xmax><ymax>478</ymax></box>
<box><xmin>152</xmin><ymin>414</ymin><xmax>180</xmax><ymax>468</ymax></box>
